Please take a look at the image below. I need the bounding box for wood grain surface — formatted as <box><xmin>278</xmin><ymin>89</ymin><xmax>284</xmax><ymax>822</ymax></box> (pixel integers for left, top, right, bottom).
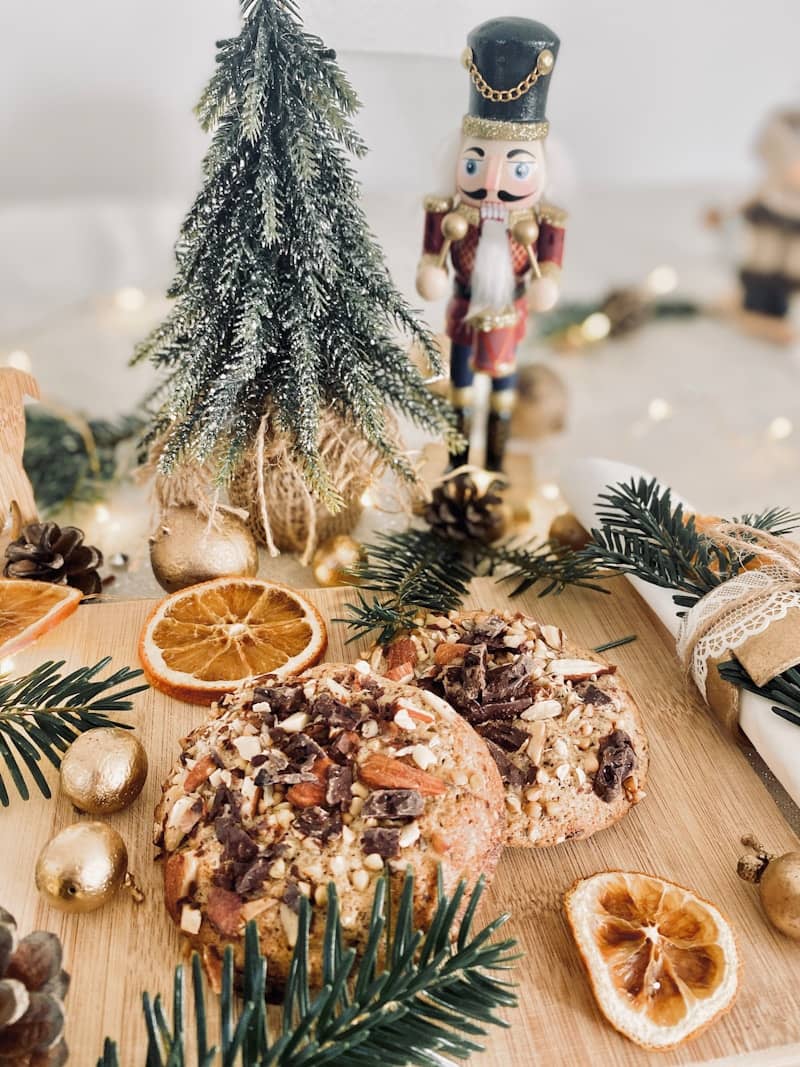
<box><xmin>1</xmin><ymin>578</ymin><xmax>799</xmax><ymax>1066</ymax></box>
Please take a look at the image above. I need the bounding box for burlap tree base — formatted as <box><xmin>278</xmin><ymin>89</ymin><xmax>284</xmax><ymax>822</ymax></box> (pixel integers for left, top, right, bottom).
<box><xmin>229</xmin><ymin>410</ymin><xmax>391</xmax><ymax>564</ymax></box>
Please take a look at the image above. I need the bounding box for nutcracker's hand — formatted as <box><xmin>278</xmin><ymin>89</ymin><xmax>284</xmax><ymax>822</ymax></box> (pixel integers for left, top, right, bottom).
<box><xmin>528</xmin><ymin>275</ymin><xmax>559</xmax><ymax>313</ymax></box>
<box><xmin>416</xmin><ymin>257</ymin><xmax>450</xmax><ymax>301</ymax></box>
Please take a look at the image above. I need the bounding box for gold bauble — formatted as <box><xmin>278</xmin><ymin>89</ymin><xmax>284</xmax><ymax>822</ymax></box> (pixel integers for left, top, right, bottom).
<box><xmin>60</xmin><ymin>728</ymin><xmax>148</xmax><ymax>815</ymax></box>
<box><xmin>149</xmin><ymin>506</ymin><xmax>259</xmax><ymax>593</ymax></box>
<box><xmin>311</xmin><ymin>534</ymin><xmax>365</xmax><ymax>588</ymax></box>
<box><xmin>441</xmin><ymin>211</ymin><xmax>469</xmax><ymax>243</ymax></box>
<box><xmin>759</xmin><ymin>853</ymin><xmax>800</xmax><ymax>939</ymax></box>
<box><xmin>35</xmin><ymin>822</ymin><xmax>142</xmax><ymax>913</ymax></box>
<box><xmin>512</xmin><ymin>217</ymin><xmax>540</xmax><ymax>248</ymax></box>
<box><xmin>510</xmin><ymin>363</ymin><xmax>568</xmax><ymax>441</ymax></box>
<box><xmin>548</xmin><ymin>512</ymin><xmax>591</xmax><ymax>551</ymax></box>
<box><xmin>739</xmin><ymin>835</ymin><xmax>800</xmax><ymax>940</ymax></box>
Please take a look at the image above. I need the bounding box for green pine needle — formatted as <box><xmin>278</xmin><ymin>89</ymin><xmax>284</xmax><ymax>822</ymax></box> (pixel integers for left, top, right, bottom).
<box><xmin>340</xmin><ymin>527</ymin><xmax>608</xmax><ymax>645</ymax></box>
<box><xmin>718</xmin><ymin>659</ymin><xmax>800</xmax><ymax>730</ymax></box>
<box><xmin>0</xmin><ymin>658</ymin><xmax>147</xmax><ymax>806</ymax></box>
<box><xmin>98</xmin><ymin>870</ymin><xmax>518</xmax><ymax>1066</ymax></box>
<box><xmin>583</xmin><ymin>477</ymin><xmax>800</xmax><ymax>612</ymax></box>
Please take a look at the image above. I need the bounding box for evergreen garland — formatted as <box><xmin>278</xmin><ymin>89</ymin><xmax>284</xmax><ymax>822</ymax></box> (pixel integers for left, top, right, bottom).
<box><xmin>343</xmin><ymin>527</ymin><xmax>607</xmax><ymax>645</ymax></box>
<box><xmin>23</xmin><ymin>407</ymin><xmax>143</xmax><ymax>515</ymax></box>
<box><xmin>583</xmin><ymin>478</ymin><xmax>800</xmax><ymax>612</ymax></box>
<box><xmin>0</xmin><ymin>658</ymin><xmax>146</xmax><ymax>806</ymax></box>
<box><xmin>134</xmin><ymin>0</ymin><xmax>457</xmax><ymax>507</ymax></box>
<box><xmin>583</xmin><ymin>477</ymin><xmax>800</xmax><ymax>728</ymax></box>
<box><xmin>98</xmin><ymin>871</ymin><xmax>518</xmax><ymax>1066</ymax></box>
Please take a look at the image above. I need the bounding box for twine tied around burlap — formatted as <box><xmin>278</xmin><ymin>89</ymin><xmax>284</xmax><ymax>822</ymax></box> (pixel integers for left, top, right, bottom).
<box><xmin>229</xmin><ymin>408</ymin><xmax>407</xmax><ymax>565</ymax></box>
<box><xmin>676</xmin><ymin>523</ymin><xmax>800</xmax><ymax>731</ymax></box>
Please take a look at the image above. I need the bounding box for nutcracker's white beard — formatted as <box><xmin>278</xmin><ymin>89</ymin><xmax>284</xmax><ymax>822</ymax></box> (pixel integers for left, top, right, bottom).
<box><xmin>467</xmin><ymin>211</ymin><xmax>516</xmax><ymax>320</ymax></box>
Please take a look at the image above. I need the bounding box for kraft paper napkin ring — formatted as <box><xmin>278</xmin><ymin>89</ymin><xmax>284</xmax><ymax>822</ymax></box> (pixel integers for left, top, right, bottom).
<box><xmin>676</xmin><ymin>524</ymin><xmax>800</xmax><ymax>732</ymax></box>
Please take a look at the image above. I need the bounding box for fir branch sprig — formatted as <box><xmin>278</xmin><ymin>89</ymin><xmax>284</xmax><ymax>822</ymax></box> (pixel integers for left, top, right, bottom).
<box><xmin>0</xmin><ymin>658</ymin><xmax>147</xmax><ymax>806</ymax></box>
<box><xmin>583</xmin><ymin>477</ymin><xmax>800</xmax><ymax>612</ymax></box>
<box><xmin>341</xmin><ymin>527</ymin><xmax>607</xmax><ymax>645</ymax></box>
<box><xmin>718</xmin><ymin>660</ymin><xmax>800</xmax><ymax>730</ymax></box>
<box><xmin>98</xmin><ymin>870</ymin><xmax>518</xmax><ymax>1067</ymax></box>
<box><xmin>23</xmin><ymin>407</ymin><xmax>144</xmax><ymax>516</ymax></box>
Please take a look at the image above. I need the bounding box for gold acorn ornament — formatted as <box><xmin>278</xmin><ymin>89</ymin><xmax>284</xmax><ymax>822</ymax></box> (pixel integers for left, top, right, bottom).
<box><xmin>548</xmin><ymin>512</ymin><xmax>591</xmax><ymax>550</ymax></box>
<box><xmin>59</xmin><ymin>728</ymin><xmax>148</xmax><ymax>815</ymax></box>
<box><xmin>149</xmin><ymin>505</ymin><xmax>259</xmax><ymax>593</ymax></box>
<box><xmin>738</xmin><ymin>834</ymin><xmax>800</xmax><ymax>939</ymax></box>
<box><xmin>35</xmin><ymin>822</ymin><xmax>143</xmax><ymax>914</ymax></box>
<box><xmin>311</xmin><ymin>534</ymin><xmax>365</xmax><ymax>588</ymax></box>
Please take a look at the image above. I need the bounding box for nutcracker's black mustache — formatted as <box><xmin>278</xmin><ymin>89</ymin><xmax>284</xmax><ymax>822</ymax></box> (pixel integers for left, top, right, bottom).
<box><xmin>459</xmin><ymin>187</ymin><xmax>528</xmax><ymax>202</ymax></box>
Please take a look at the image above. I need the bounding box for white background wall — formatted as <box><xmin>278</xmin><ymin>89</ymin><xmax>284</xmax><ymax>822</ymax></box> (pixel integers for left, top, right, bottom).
<box><xmin>2</xmin><ymin>0</ymin><xmax>799</xmax><ymax>203</ymax></box>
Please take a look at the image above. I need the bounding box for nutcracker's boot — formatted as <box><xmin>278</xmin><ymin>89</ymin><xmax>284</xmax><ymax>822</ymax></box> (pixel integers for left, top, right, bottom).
<box><xmin>448</xmin><ymin>345</ymin><xmax>475</xmax><ymax>469</ymax></box>
<box><xmin>485</xmin><ymin>386</ymin><xmax>515</xmax><ymax>472</ymax></box>
<box><xmin>485</xmin><ymin>411</ymin><xmax>511</xmax><ymax>471</ymax></box>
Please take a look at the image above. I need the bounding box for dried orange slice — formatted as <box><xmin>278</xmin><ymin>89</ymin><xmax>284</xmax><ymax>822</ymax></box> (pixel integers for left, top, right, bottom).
<box><xmin>0</xmin><ymin>579</ymin><xmax>82</xmax><ymax>659</ymax></box>
<box><xmin>565</xmin><ymin>871</ymin><xmax>740</xmax><ymax>1050</ymax></box>
<box><xmin>139</xmin><ymin>577</ymin><xmax>327</xmax><ymax>704</ymax></box>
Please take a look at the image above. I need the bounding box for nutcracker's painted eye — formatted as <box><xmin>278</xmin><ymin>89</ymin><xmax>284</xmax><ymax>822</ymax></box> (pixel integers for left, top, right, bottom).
<box><xmin>463</xmin><ymin>158</ymin><xmax>479</xmax><ymax>177</ymax></box>
<box><xmin>513</xmin><ymin>162</ymin><xmax>532</xmax><ymax>180</ymax></box>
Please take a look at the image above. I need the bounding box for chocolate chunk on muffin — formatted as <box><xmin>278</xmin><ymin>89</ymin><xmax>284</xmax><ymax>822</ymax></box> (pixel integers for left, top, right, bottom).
<box><xmin>369</xmin><ymin>610</ymin><xmax>648</xmax><ymax>848</ymax></box>
<box><xmin>155</xmin><ymin>662</ymin><xmax>505</xmax><ymax>992</ymax></box>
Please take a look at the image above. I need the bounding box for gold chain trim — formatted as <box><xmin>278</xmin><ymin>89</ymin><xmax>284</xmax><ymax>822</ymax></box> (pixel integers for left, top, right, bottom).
<box><xmin>462</xmin><ymin>115</ymin><xmax>549</xmax><ymax>142</ymax></box>
<box><xmin>463</xmin><ymin>47</ymin><xmax>553</xmax><ymax>103</ymax></box>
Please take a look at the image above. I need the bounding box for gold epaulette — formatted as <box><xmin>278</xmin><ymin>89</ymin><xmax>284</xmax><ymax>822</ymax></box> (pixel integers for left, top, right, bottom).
<box><xmin>423</xmin><ymin>194</ymin><xmax>455</xmax><ymax>214</ymax></box>
<box><xmin>537</xmin><ymin>202</ymin><xmax>568</xmax><ymax>226</ymax></box>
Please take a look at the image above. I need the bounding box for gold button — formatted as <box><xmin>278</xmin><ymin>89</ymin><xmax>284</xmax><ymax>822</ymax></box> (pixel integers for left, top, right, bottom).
<box><xmin>537</xmin><ymin>49</ymin><xmax>554</xmax><ymax>75</ymax></box>
<box><xmin>461</xmin><ymin>46</ymin><xmax>473</xmax><ymax>70</ymax></box>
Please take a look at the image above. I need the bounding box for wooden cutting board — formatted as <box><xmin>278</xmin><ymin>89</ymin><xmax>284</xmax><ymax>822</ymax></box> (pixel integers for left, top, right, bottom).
<box><xmin>1</xmin><ymin>578</ymin><xmax>799</xmax><ymax>1066</ymax></box>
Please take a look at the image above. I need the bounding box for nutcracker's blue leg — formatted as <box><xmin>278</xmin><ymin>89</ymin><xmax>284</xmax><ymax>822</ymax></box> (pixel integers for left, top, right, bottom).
<box><xmin>449</xmin><ymin>342</ymin><xmax>474</xmax><ymax>468</ymax></box>
<box><xmin>486</xmin><ymin>371</ymin><xmax>517</xmax><ymax>472</ymax></box>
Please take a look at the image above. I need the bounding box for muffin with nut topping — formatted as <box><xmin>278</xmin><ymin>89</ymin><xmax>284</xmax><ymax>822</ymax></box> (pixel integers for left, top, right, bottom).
<box><xmin>154</xmin><ymin>662</ymin><xmax>504</xmax><ymax>992</ymax></box>
<box><xmin>369</xmin><ymin>610</ymin><xmax>649</xmax><ymax>848</ymax></box>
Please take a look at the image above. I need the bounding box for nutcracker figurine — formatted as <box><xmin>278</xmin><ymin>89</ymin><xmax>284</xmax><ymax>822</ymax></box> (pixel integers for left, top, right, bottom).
<box><xmin>417</xmin><ymin>17</ymin><xmax>566</xmax><ymax>471</ymax></box>
<box><xmin>739</xmin><ymin>108</ymin><xmax>800</xmax><ymax>341</ymax></box>
<box><xmin>708</xmin><ymin>107</ymin><xmax>800</xmax><ymax>344</ymax></box>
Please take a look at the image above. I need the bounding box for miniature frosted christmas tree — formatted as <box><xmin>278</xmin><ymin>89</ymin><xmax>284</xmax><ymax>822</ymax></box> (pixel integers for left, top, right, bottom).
<box><xmin>135</xmin><ymin>0</ymin><xmax>456</xmax><ymax>557</ymax></box>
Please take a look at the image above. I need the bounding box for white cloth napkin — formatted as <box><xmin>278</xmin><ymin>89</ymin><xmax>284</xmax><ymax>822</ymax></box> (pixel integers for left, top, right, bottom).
<box><xmin>562</xmin><ymin>457</ymin><xmax>800</xmax><ymax>808</ymax></box>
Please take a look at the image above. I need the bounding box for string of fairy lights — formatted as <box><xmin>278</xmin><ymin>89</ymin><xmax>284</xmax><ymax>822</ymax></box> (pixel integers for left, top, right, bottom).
<box><xmin>1</xmin><ymin>269</ymin><xmax>798</xmax><ymax>586</ymax></box>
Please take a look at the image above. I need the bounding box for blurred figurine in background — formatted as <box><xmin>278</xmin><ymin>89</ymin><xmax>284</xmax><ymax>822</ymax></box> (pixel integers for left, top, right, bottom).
<box><xmin>417</xmin><ymin>17</ymin><xmax>566</xmax><ymax>472</ymax></box>
<box><xmin>709</xmin><ymin>108</ymin><xmax>800</xmax><ymax>345</ymax></box>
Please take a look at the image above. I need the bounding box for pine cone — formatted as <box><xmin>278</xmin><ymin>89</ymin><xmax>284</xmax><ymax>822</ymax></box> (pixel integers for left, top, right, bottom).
<box><xmin>600</xmin><ymin>287</ymin><xmax>651</xmax><ymax>337</ymax></box>
<box><xmin>424</xmin><ymin>472</ymin><xmax>507</xmax><ymax>544</ymax></box>
<box><xmin>4</xmin><ymin>523</ymin><xmax>103</xmax><ymax>596</ymax></box>
<box><xmin>0</xmin><ymin>907</ymin><xmax>69</xmax><ymax>1066</ymax></box>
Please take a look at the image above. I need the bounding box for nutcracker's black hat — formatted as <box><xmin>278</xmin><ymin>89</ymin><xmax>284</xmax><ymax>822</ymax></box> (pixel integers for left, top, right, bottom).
<box><xmin>462</xmin><ymin>17</ymin><xmax>559</xmax><ymax>141</ymax></box>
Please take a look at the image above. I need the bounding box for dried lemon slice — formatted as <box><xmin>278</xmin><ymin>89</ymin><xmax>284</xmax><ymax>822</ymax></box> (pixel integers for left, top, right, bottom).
<box><xmin>139</xmin><ymin>578</ymin><xmax>327</xmax><ymax>704</ymax></box>
<box><xmin>565</xmin><ymin>871</ymin><xmax>740</xmax><ymax>1050</ymax></box>
<box><xmin>0</xmin><ymin>579</ymin><xmax>82</xmax><ymax>659</ymax></box>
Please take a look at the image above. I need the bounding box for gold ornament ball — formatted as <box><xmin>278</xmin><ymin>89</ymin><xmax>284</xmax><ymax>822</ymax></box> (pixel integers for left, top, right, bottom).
<box><xmin>738</xmin><ymin>836</ymin><xmax>800</xmax><ymax>939</ymax></box>
<box><xmin>759</xmin><ymin>853</ymin><xmax>800</xmax><ymax>938</ymax></box>
<box><xmin>35</xmin><ymin>822</ymin><xmax>132</xmax><ymax>914</ymax></box>
<box><xmin>60</xmin><ymin>728</ymin><xmax>148</xmax><ymax>815</ymax></box>
<box><xmin>548</xmin><ymin>512</ymin><xmax>591</xmax><ymax>551</ymax></box>
<box><xmin>150</xmin><ymin>506</ymin><xmax>259</xmax><ymax>593</ymax></box>
<box><xmin>312</xmin><ymin>535</ymin><xmax>364</xmax><ymax>588</ymax></box>
<box><xmin>441</xmin><ymin>211</ymin><xmax>469</xmax><ymax>243</ymax></box>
